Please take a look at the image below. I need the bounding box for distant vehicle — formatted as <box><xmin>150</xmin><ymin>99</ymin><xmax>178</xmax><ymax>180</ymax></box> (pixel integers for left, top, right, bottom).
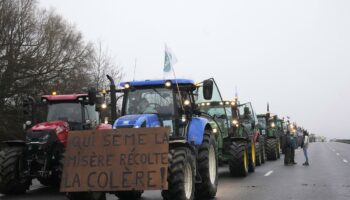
<box><xmin>199</xmin><ymin>98</ymin><xmax>262</xmax><ymax>177</ymax></box>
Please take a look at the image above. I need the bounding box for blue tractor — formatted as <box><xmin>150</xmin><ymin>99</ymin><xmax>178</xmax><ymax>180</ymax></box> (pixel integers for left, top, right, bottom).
<box><xmin>109</xmin><ymin>78</ymin><xmax>218</xmax><ymax>200</ymax></box>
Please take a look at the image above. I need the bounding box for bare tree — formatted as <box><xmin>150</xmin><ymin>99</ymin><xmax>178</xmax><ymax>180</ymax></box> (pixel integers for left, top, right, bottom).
<box><xmin>90</xmin><ymin>40</ymin><xmax>123</xmax><ymax>91</ymax></box>
<box><xmin>0</xmin><ymin>0</ymin><xmax>123</xmax><ymax>141</ymax></box>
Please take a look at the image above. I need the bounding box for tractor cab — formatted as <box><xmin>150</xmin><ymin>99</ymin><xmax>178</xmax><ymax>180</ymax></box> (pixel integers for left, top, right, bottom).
<box><xmin>237</xmin><ymin>102</ymin><xmax>258</xmax><ymax>134</ymax></box>
<box><xmin>257</xmin><ymin>114</ymin><xmax>267</xmax><ymax>135</ymax></box>
<box><xmin>114</xmin><ymin>79</ymin><xmax>213</xmax><ymax>141</ymax></box>
<box><xmin>25</xmin><ymin>91</ymin><xmax>109</xmax><ymax>146</ymax></box>
<box><xmin>40</xmin><ymin>94</ymin><xmax>100</xmax><ymax>130</ymax></box>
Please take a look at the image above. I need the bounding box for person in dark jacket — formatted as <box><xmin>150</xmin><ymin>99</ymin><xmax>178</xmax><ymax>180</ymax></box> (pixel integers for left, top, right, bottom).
<box><xmin>302</xmin><ymin>130</ymin><xmax>310</xmax><ymax>166</ymax></box>
<box><xmin>284</xmin><ymin>131</ymin><xmax>292</xmax><ymax>165</ymax></box>
<box><xmin>290</xmin><ymin>132</ymin><xmax>297</xmax><ymax>165</ymax></box>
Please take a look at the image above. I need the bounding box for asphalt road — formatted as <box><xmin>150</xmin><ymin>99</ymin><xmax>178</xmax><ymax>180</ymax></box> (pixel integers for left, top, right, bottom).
<box><xmin>1</xmin><ymin>142</ymin><xmax>349</xmax><ymax>200</ymax></box>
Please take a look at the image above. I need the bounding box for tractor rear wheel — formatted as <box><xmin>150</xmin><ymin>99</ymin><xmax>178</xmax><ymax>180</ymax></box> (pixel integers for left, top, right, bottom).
<box><xmin>195</xmin><ymin>131</ymin><xmax>218</xmax><ymax>199</ymax></box>
<box><xmin>0</xmin><ymin>147</ymin><xmax>30</xmax><ymax>194</ymax></box>
<box><xmin>162</xmin><ymin>147</ymin><xmax>195</xmax><ymax>200</ymax></box>
<box><xmin>228</xmin><ymin>142</ymin><xmax>248</xmax><ymax>177</ymax></box>
<box><xmin>115</xmin><ymin>191</ymin><xmax>143</xmax><ymax>199</ymax></box>
<box><xmin>261</xmin><ymin>138</ymin><xmax>266</xmax><ymax>164</ymax></box>
<box><xmin>266</xmin><ymin>138</ymin><xmax>278</xmax><ymax>160</ymax></box>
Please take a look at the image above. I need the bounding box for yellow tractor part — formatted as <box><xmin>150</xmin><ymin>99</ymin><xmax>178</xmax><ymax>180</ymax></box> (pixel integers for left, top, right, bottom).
<box><xmin>251</xmin><ymin>142</ymin><xmax>256</xmax><ymax>165</ymax></box>
<box><xmin>243</xmin><ymin>147</ymin><xmax>248</xmax><ymax>171</ymax></box>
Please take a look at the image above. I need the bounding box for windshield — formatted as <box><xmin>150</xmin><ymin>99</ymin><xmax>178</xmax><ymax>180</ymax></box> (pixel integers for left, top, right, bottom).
<box><xmin>47</xmin><ymin>102</ymin><xmax>82</xmax><ymax>123</ymax></box>
<box><xmin>258</xmin><ymin>117</ymin><xmax>266</xmax><ymax>128</ymax></box>
<box><xmin>125</xmin><ymin>88</ymin><xmax>174</xmax><ymax>116</ymax></box>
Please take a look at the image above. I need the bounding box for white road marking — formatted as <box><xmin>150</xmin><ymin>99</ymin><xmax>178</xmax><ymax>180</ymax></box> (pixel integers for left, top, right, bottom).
<box><xmin>336</xmin><ymin>153</ymin><xmax>340</xmax><ymax>156</ymax></box>
<box><xmin>344</xmin><ymin>159</ymin><xmax>348</xmax><ymax>163</ymax></box>
<box><xmin>264</xmin><ymin>170</ymin><xmax>273</xmax><ymax>177</ymax></box>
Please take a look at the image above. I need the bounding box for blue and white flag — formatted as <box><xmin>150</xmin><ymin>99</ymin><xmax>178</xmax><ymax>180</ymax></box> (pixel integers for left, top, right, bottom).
<box><xmin>163</xmin><ymin>44</ymin><xmax>178</xmax><ymax>73</ymax></box>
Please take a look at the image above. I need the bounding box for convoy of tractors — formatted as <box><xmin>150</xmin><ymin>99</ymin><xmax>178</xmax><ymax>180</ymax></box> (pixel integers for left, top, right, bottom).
<box><xmin>0</xmin><ymin>76</ymin><xmax>307</xmax><ymax>200</ymax></box>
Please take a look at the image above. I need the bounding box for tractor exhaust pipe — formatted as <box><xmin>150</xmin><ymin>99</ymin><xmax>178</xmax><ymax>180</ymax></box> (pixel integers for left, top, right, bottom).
<box><xmin>106</xmin><ymin>75</ymin><xmax>117</xmax><ymax>122</ymax></box>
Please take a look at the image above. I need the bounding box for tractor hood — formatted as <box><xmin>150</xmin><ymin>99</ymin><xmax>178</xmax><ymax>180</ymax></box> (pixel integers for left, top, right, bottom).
<box><xmin>113</xmin><ymin>114</ymin><xmax>161</xmax><ymax>128</ymax></box>
<box><xmin>31</xmin><ymin>120</ymin><xmax>69</xmax><ymax>132</ymax></box>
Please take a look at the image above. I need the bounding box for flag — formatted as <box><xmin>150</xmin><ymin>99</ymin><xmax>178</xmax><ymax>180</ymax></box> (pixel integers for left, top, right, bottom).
<box><xmin>163</xmin><ymin>44</ymin><xmax>177</xmax><ymax>73</ymax></box>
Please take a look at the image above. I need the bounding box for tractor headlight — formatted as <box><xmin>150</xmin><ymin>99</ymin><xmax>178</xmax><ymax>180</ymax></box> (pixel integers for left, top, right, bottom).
<box><xmin>165</xmin><ymin>80</ymin><xmax>172</xmax><ymax>88</ymax></box>
<box><xmin>270</xmin><ymin>122</ymin><xmax>275</xmax><ymax>128</ymax></box>
<box><xmin>101</xmin><ymin>103</ymin><xmax>107</xmax><ymax>109</ymax></box>
<box><xmin>232</xmin><ymin>119</ymin><xmax>239</xmax><ymax>125</ymax></box>
<box><xmin>184</xmin><ymin>99</ymin><xmax>190</xmax><ymax>106</ymax></box>
<box><xmin>124</xmin><ymin>83</ymin><xmax>131</xmax><ymax>89</ymax></box>
<box><xmin>181</xmin><ymin>115</ymin><xmax>186</xmax><ymax>122</ymax></box>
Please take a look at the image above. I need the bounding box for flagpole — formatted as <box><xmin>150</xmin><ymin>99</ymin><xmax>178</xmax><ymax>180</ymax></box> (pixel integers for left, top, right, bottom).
<box><xmin>171</xmin><ymin>67</ymin><xmax>184</xmax><ymax>111</ymax></box>
<box><xmin>164</xmin><ymin>43</ymin><xmax>184</xmax><ymax>111</ymax></box>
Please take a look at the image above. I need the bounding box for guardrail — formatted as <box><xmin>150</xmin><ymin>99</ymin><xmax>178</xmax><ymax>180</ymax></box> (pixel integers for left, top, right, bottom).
<box><xmin>335</xmin><ymin>139</ymin><xmax>350</xmax><ymax>144</ymax></box>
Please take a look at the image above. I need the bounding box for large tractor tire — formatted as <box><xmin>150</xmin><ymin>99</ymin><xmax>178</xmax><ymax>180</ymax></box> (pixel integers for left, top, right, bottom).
<box><xmin>195</xmin><ymin>131</ymin><xmax>218</xmax><ymax>199</ymax></box>
<box><xmin>162</xmin><ymin>147</ymin><xmax>195</xmax><ymax>200</ymax></box>
<box><xmin>266</xmin><ymin>138</ymin><xmax>278</xmax><ymax>160</ymax></box>
<box><xmin>255</xmin><ymin>142</ymin><xmax>262</xmax><ymax>166</ymax></box>
<box><xmin>248</xmin><ymin>142</ymin><xmax>256</xmax><ymax>172</ymax></box>
<box><xmin>115</xmin><ymin>191</ymin><xmax>143</xmax><ymax>199</ymax></box>
<box><xmin>0</xmin><ymin>147</ymin><xmax>31</xmax><ymax>194</ymax></box>
<box><xmin>228</xmin><ymin>142</ymin><xmax>248</xmax><ymax>177</ymax></box>
<box><xmin>261</xmin><ymin>138</ymin><xmax>266</xmax><ymax>164</ymax></box>
<box><xmin>67</xmin><ymin>192</ymin><xmax>106</xmax><ymax>200</ymax></box>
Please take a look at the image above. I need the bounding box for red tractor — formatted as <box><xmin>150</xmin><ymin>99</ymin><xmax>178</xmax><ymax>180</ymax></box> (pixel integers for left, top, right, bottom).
<box><xmin>0</xmin><ymin>90</ymin><xmax>111</xmax><ymax>194</ymax></box>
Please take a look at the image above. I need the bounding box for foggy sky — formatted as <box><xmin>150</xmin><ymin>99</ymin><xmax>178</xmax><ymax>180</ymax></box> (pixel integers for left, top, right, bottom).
<box><xmin>40</xmin><ymin>0</ymin><xmax>350</xmax><ymax>139</ymax></box>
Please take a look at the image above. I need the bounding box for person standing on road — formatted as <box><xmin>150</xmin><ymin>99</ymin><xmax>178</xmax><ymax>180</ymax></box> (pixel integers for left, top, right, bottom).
<box><xmin>284</xmin><ymin>131</ymin><xmax>292</xmax><ymax>165</ymax></box>
<box><xmin>302</xmin><ymin>130</ymin><xmax>310</xmax><ymax>166</ymax></box>
<box><xmin>290</xmin><ymin>132</ymin><xmax>297</xmax><ymax>165</ymax></box>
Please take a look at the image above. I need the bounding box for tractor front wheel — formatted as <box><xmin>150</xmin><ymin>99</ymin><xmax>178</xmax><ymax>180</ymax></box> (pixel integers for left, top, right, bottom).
<box><xmin>0</xmin><ymin>147</ymin><xmax>31</xmax><ymax>194</ymax></box>
<box><xmin>228</xmin><ymin>142</ymin><xmax>248</xmax><ymax>177</ymax></box>
<box><xmin>162</xmin><ymin>147</ymin><xmax>195</xmax><ymax>200</ymax></box>
<box><xmin>266</xmin><ymin>138</ymin><xmax>278</xmax><ymax>160</ymax></box>
<box><xmin>195</xmin><ymin>131</ymin><xmax>218</xmax><ymax>199</ymax></box>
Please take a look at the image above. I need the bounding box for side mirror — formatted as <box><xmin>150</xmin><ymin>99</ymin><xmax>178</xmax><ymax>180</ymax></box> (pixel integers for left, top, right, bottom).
<box><xmin>88</xmin><ymin>88</ymin><xmax>97</xmax><ymax>105</ymax></box>
<box><xmin>203</xmin><ymin>79</ymin><xmax>213</xmax><ymax>100</ymax></box>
